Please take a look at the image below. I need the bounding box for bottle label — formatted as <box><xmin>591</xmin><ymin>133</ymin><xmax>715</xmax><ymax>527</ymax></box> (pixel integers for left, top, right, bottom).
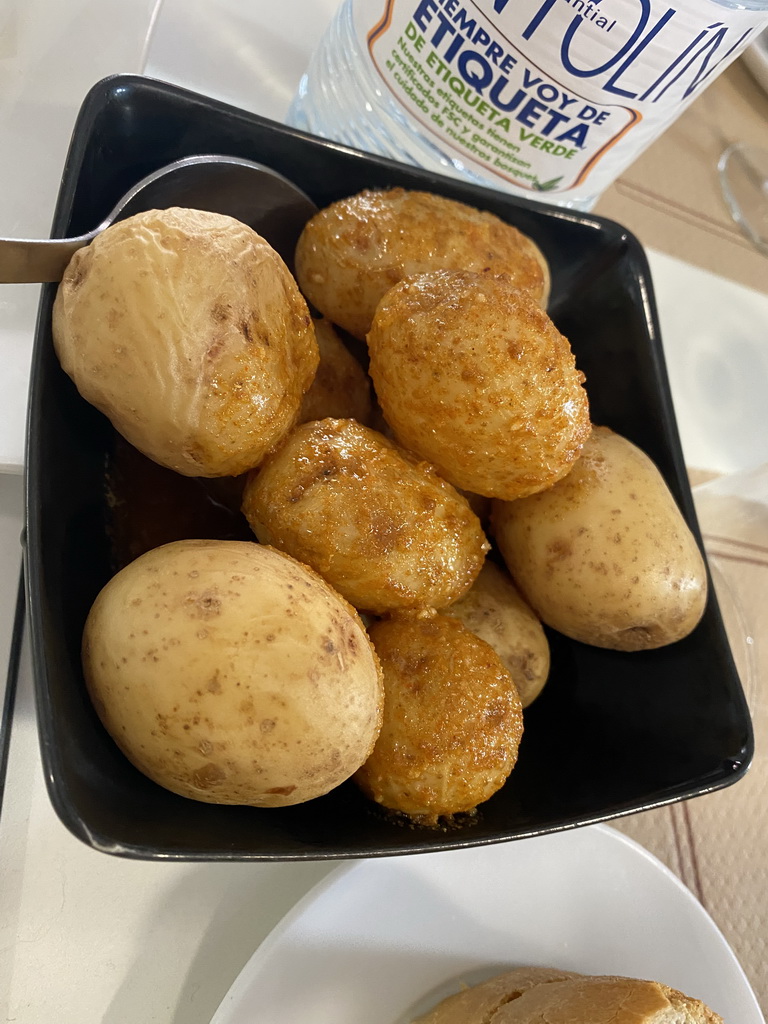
<box><xmin>357</xmin><ymin>0</ymin><xmax>767</xmax><ymax>197</ymax></box>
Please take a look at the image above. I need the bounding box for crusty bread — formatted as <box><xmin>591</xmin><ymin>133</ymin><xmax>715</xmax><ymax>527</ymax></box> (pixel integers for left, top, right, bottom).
<box><xmin>655</xmin><ymin>983</ymin><xmax>725</xmax><ymax>1024</ymax></box>
<box><xmin>412</xmin><ymin>968</ymin><xmax>724</xmax><ymax>1024</ymax></box>
<box><xmin>412</xmin><ymin>967</ymin><xmax>580</xmax><ymax>1024</ymax></box>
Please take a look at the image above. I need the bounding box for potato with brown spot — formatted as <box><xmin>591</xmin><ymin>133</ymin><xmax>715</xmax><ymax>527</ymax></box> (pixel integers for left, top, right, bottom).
<box><xmin>82</xmin><ymin>539</ymin><xmax>383</xmax><ymax>806</ymax></box>
<box><xmin>295</xmin><ymin>187</ymin><xmax>550</xmax><ymax>339</ymax></box>
<box><xmin>241</xmin><ymin>418</ymin><xmax>489</xmax><ymax>614</ymax></box>
<box><xmin>367</xmin><ymin>270</ymin><xmax>590</xmax><ymax>500</ymax></box>
<box><xmin>491</xmin><ymin>426</ymin><xmax>708</xmax><ymax>651</ymax></box>
<box><xmin>445</xmin><ymin>561</ymin><xmax>550</xmax><ymax>707</ymax></box>
<box><xmin>53</xmin><ymin>207</ymin><xmax>318</xmax><ymax>477</ymax></box>
<box><xmin>356</xmin><ymin>611</ymin><xmax>523</xmax><ymax>823</ymax></box>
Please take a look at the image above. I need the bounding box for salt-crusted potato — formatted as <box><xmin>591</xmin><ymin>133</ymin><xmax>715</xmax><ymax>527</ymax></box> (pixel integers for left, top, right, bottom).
<box><xmin>460</xmin><ymin>488</ymin><xmax>492</xmax><ymax>525</ymax></box>
<box><xmin>241</xmin><ymin>418</ymin><xmax>489</xmax><ymax>614</ymax></box>
<box><xmin>297</xmin><ymin>317</ymin><xmax>372</xmax><ymax>425</ymax></box>
<box><xmin>295</xmin><ymin>187</ymin><xmax>550</xmax><ymax>339</ymax></box>
<box><xmin>491</xmin><ymin>426</ymin><xmax>709</xmax><ymax>651</ymax></box>
<box><xmin>82</xmin><ymin>539</ymin><xmax>383</xmax><ymax>806</ymax></box>
<box><xmin>446</xmin><ymin>561</ymin><xmax>550</xmax><ymax>707</ymax></box>
<box><xmin>53</xmin><ymin>207</ymin><xmax>318</xmax><ymax>477</ymax></box>
<box><xmin>356</xmin><ymin>611</ymin><xmax>523</xmax><ymax>823</ymax></box>
<box><xmin>368</xmin><ymin>270</ymin><xmax>590</xmax><ymax>500</ymax></box>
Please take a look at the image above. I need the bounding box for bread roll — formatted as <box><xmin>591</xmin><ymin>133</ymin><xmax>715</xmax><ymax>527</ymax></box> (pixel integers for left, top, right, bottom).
<box><xmin>412</xmin><ymin>967</ymin><xmax>579</xmax><ymax>1024</ymax></box>
<box><xmin>411</xmin><ymin>967</ymin><xmax>723</xmax><ymax>1024</ymax></box>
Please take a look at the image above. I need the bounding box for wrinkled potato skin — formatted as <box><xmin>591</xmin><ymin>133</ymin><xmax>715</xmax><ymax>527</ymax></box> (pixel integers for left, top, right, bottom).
<box><xmin>82</xmin><ymin>540</ymin><xmax>383</xmax><ymax>806</ymax></box>
<box><xmin>446</xmin><ymin>561</ymin><xmax>550</xmax><ymax>707</ymax></box>
<box><xmin>297</xmin><ymin>318</ymin><xmax>372</xmax><ymax>425</ymax></box>
<box><xmin>356</xmin><ymin>612</ymin><xmax>524</xmax><ymax>821</ymax></box>
<box><xmin>368</xmin><ymin>270</ymin><xmax>590</xmax><ymax>500</ymax></box>
<box><xmin>53</xmin><ymin>208</ymin><xmax>318</xmax><ymax>477</ymax></box>
<box><xmin>241</xmin><ymin>418</ymin><xmax>489</xmax><ymax>614</ymax></box>
<box><xmin>491</xmin><ymin>426</ymin><xmax>708</xmax><ymax>651</ymax></box>
<box><xmin>295</xmin><ymin>187</ymin><xmax>550</xmax><ymax>339</ymax></box>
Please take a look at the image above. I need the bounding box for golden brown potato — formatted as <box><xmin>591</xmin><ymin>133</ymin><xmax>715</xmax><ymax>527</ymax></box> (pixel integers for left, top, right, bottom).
<box><xmin>241</xmin><ymin>418</ymin><xmax>489</xmax><ymax>614</ymax></box>
<box><xmin>356</xmin><ymin>611</ymin><xmax>523</xmax><ymax>823</ymax></box>
<box><xmin>367</xmin><ymin>270</ymin><xmax>590</xmax><ymax>500</ymax></box>
<box><xmin>491</xmin><ymin>426</ymin><xmax>709</xmax><ymax>651</ymax></box>
<box><xmin>445</xmin><ymin>561</ymin><xmax>550</xmax><ymax>707</ymax></box>
<box><xmin>297</xmin><ymin>317</ymin><xmax>372</xmax><ymax>425</ymax></box>
<box><xmin>53</xmin><ymin>207</ymin><xmax>318</xmax><ymax>477</ymax></box>
<box><xmin>459</xmin><ymin>489</ymin><xmax>492</xmax><ymax>525</ymax></box>
<box><xmin>295</xmin><ymin>187</ymin><xmax>550</xmax><ymax>339</ymax></box>
<box><xmin>82</xmin><ymin>539</ymin><xmax>383</xmax><ymax>806</ymax></box>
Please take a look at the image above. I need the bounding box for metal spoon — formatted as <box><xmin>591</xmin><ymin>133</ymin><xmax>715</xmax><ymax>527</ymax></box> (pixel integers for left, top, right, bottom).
<box><xmin>0</xmin><ymin>154</ymin><xmax>318</xmax><ymax>283</ymax></box>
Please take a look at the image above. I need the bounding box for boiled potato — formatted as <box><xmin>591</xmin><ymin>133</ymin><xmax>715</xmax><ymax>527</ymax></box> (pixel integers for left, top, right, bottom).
<box><xmin>356</xmin><ymin>611</ymin><xmax>523</xmax><ymax>823</ymax></box>
<box><xmin>445</xmin><ymin>561</ymin><xmax>550</xmax><ymax>707</ymax></box>
<box><xmin>53</xmin><ymin>207</ymin><xmax>318</xmax><ymax>477</ymax></box>
<box><xmin>297</xmin><ymin>317</ymin><xmax>372</xmax><ymax>425</ymax></box>
<box><xmin>82</xmin><ymin>539</ymin><xmax>383</xmax><ymax>806</ymax></box>
<box><xmin>295</xmin><ymin>187</ymin><xmax>550</xmax><ymax>339</ymax></box>
<box><xmin>241</xmin><ymin>418</ymin><xmax>489</xmax><ymax>614</ymax></box>
<box><xmin>367</xmin><ymin>270</ymin><xmax>591</xmax><ymax>500</ymax></box>
<box><xmin>459</xmin><ymin>488</ymin><xmax>492</xmax><ymax>525</ymax></box>
<box><xmin>491</xmin><ymin>426</ymin><xmax>708</xmax><ymax>651</ymax></box>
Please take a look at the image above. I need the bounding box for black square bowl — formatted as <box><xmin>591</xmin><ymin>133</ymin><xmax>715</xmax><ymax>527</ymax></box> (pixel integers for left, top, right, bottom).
<box><xmin>24</xmin><ymin>74</ymin><xmax>753</xmax><ymax>861</ymax></box>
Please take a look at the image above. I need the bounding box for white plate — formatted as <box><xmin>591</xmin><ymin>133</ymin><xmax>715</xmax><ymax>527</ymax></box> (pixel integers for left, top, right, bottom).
<box><xmin>209</xmin><ymin>824</ymin><xmax>763</xmax><ymax>1024</ymax></box>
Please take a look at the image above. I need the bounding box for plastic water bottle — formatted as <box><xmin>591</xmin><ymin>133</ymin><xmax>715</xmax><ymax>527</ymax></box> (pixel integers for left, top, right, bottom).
<box><xmin>287</xmin><ymin>0</ymin><xmax>768</xmax><ymax>210</ymax></box>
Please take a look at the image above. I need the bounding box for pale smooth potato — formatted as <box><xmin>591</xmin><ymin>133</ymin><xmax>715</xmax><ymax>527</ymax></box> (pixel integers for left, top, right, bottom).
<box><xmin>367</xmin><ymin>270</ymin><xmax>591</xmax><ymax>500</ymax></box>
<box><xmin>295</xmin><ymin>187</ymin><xmax>550</xmax><ymax>339</ymax></box>
<box><xmin>355</xmin><ymin>611</ymin><xmax>523</xmax><ymax>823</ymax></box>
<box><xmin>53</xmin><ymin>207</ymin><xmax>318</xmax><ymax>477</ymax></box>
<box><xmin>297</xmin><ymin>317</ymin><xmax>372</xmax><ymax>425</ymax></box>
<box><xmin>491</xmin><ymin>426</ymin><xmax>708</xmax><ymax>651</ymax></box>
<box><xmin>445</xmin><ymin>561</ymin><xmax>550</xmax><ymax>707</ymax></box>
<box><xmin>82</xmin><ymin>539</ymin><xmax>383</xmax><ymax>806</ymax></box>
<box><xmin>241</xmin><ymin>418</ymin><xmax>489</xmax><ymax>614</ymax></box>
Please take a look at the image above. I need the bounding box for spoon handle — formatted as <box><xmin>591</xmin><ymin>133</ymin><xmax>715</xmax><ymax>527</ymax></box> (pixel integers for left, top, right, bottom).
<box><xmin>0</xmin><ymin>235</ymin><xmax>92</xmax><ymax>284</ymax></box>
